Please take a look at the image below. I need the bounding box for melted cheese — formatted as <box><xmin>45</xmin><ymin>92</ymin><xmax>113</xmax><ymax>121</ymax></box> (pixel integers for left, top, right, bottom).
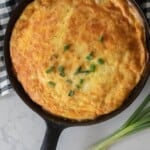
<box><xmin>10</xmin><ymin>0</ymin><xmax>147</xmax><ymax>120</ymax></box>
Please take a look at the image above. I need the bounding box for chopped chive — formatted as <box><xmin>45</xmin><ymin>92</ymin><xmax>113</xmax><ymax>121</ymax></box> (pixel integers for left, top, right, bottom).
<box><xmin>75</xmin><ymin>65</ymin><xmax>97</xmax><ymax>74</ymax></box>
<box><xmin>76</xmin><ymin>79</ymin><xmax>85</xmax><ymax>89</ymax></box>
<box><xmin>60</xmin><ymin>72</ymin><xmax>65</xmax><ymax>77</ymax></box>
<box><xmin>86</xmin><ymin>55</ymin><xmax>93</xmax><ymax>61</ymax></box>
<box><xmin>64</xmin><ymin>44</ymin><xmax>71</xmax><ymax>52</ymax></box>
<box><xmin>86</xmin><ymin>52</ymin><xmax>94</xmax><ymax>61</ymax></box>
<box><xmin>76</xmin><ymin>84</ymin><xmax>81</xmax><ymax>89</ymax></box>
<box><xmin>74</xmin><ymin>66</ymin><xmax>82</xmax><ymax>75</ymax></box>
<box><xmin>58</xmin><ymin>66</ymin><xmax>65</xmax><ymax>77</ymax></box>
<box><xmin>46</xmin><ymin>66</ymin><xmax>54</xmax><ymax>73</ymax></box>
<box><xmin>58</xmin><ymin>66</ymin><xmax>64</xmax><ymax>72</ymax></box>
<box><xmin>90</xmin><ymin>64</ymin><xmax>96</xmax><ymax>72</ymax></box>
<box><xmin>74</xmin><ymin>66</ymin><xmax>91</xmax><ymax>75</ymax></box>
<box><xmin>99</xmin><ymin>35</ymin><xmax>104</xmax><ymax>42</ymax></box>
<box><xmin>80</xmin><ymin>70</ymin><xmax>90</xmax><ymax>74</ymax></box>
<box><xmin>98</xmin><ymin>58</ymin><xmax>105</xmax><ymax>64</ymax></box>
<box><xmin>80</xmin><ymin>79</ymin><xmax>84</xmax><ymax>84</ymax></box>
<box><xmin>68</xmin><ymin>90</ymin><xmax>75</xmax><ymax>97</ymax></box>
<box><xmin>66</xmin><ymin>79</ymin><xmax>72</xmax><ymax>84</ymax></box>
<box><xmin>48</xmin><ymin>81</ymin><xmax>56</xmax><ymax>87</ymax></box>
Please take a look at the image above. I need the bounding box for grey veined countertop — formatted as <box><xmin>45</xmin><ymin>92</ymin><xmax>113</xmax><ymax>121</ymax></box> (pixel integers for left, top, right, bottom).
<box><xmin>0</xmin><ymin>78</ymin><xmax>150</xmax><ymax>150</ymax></box>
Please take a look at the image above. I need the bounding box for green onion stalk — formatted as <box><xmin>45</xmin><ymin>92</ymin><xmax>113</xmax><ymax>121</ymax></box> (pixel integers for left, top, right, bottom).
<box><xmin>90</xmin><ymin>94</ymin><xmax>150</xmax><ymax>150</ymax></box>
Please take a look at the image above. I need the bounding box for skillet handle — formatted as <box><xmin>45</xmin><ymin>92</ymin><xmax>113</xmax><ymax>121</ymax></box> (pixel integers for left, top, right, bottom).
<box><xmin>40</xmin><ymin>121</ymin><xmax>65</xmax><ymax>150</ymax></box>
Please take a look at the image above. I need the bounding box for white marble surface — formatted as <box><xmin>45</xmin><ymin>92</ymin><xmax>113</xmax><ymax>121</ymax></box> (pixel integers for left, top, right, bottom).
<box><xmin>0</xmin><ymin>78</ymin><xmax>150</xmax><ymax>150</ymax></box>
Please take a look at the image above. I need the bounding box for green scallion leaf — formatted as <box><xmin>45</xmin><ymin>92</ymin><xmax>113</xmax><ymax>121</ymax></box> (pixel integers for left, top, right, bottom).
<box><xmin>98</xmin><ymin>58</ymin><xmax>105</xmax><ymax>65</ymax></box>
<box><xmin>48</xmin><ymin>81</ymin><xmax>56</xmax><ymax>87</ymax></box>
<box><xmin>68</xmin><ymin>90</ymin><xmax>75</xmax><ymax>97</ymax></box>
<box><xmin>66</xmin><ymin>79</ymin><xmax>72</xmax><ymax>84</ymax></box>
<box><xmin>60</xmin><ymin>72</ymin><xmax>65</xmax><ymax>77</ymax></box>
<box><xmin>74</xmin><ymin>66</ymin><xmax>91</xmax><ymax>75</ymax></box>
<box><xmin>90</xmin><ymin>94</ymin><xmax>150</xmax><ymax>150</ymax></box>
<box><xmin>58</xmin><ymin>66</ymin><xmax>65</xmax><ymax>77</ymax></box>
<box><xmin>80</xmin><ymin>79</ymin><xmax>84</xmax><ymax>84</ymax></box>
<box><xmin>90</xmin><ymin>64</ymin><xmax>96</xmax><ymax>72</ymax></box>
<box><xmin>64</xmin><ymin>44</ymin><xmax>71</xmax><ymax>52</ymax></box>
<box><xmin>76</xmin><ymin>84</ymin><xmax>81</xmax><ymax>89</ymax></box>
<box><xmin>80</xmin><ymin>70</ymin><xmax>90</xmax><ymax>74</ymax></box>
<box><xmin>74</xmin><ymin>65</ymin><xmax>97</xmax><ymax>75</ymax></box>
<box><xmin>86</xmin><ymin>52</ymin><xmax>94</xmax><ymax>61</ymax></box>
<box><xmin>99</xmin><ymin>35</ymin><xmax>104</xmax><ymax>42</ymax></box>
<box><xmin>74</xmin><ymin>66</ymin><xmax>82</xmax><ymax>75</ymax></box>
<box><xmin>46</xmin><ymin>66</ymin><xmax>54</xmax><ymax>73</ymax></box>
<box><xmin>76</xmin><ymin>79</ymin><xmax>85</xmax><ymax>89</ymax></box>
<box><xmin>58</xmin><ymin>66</ymin><xmax>64</xmax><ymax>72</ymax></box>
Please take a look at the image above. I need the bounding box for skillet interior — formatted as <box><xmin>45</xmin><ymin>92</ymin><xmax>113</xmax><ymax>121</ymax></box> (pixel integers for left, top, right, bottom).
<box><xmin>4</xmin><ymin>0</ymin><xmax>150</xmax><ymax>126</ymax></box>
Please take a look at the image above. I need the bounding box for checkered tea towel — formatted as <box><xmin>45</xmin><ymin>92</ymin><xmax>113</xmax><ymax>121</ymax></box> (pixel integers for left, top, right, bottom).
<box><xmin>0</xmin><ymin>0</ymin><xmax>150</xmax><ymax>96</ymax></box>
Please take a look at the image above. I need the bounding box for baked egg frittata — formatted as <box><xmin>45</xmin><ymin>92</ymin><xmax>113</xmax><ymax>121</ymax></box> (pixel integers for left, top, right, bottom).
<box><xmin>10</xmin><ymin>0</ymin><xmax>147</xmax><ymax>120</ymax></box>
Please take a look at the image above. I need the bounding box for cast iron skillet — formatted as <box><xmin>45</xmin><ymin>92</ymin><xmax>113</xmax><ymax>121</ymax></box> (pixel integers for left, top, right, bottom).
<box><xmin>4</xmin><ymin>0</ymin><xmax>150</xmax><ymax>150</ymax></box>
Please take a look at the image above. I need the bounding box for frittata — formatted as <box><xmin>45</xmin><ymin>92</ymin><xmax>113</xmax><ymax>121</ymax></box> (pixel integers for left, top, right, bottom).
<box><xmin>10</xmin><ymin>0</ymin><xmax>147</xmax><ymax>120</ymax></box>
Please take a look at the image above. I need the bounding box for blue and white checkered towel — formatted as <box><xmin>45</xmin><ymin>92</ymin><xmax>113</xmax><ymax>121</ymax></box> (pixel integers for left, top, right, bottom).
<box><xmin>0</xmin><ymin>0</ymin><xmax>150</xmax><ymax>96</ymax></box>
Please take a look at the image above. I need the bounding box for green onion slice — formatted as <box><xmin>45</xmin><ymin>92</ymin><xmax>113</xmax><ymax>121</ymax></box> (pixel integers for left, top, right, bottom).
<box><xmin>58</xmin><ymin>66</ymin><xmax>65</xmax><ymax>77</ymax></box>
<box><xmin>48</xmin><ymin>81</ymin><xmax>56</xmax><ymax>87</ymax></box>
<box><xmin>80</xmin><ymin>79</ymin><xmax>84</xmax><ymax>84</ymax></box>
<box><xmin>98</xmin><ymin>58</ymin><xmax>105</xmax><ymax>65</ymax></box>
<box><xmin>64</xmin><ymin>44</ymin><xmax>71</xmax><ymax>52</ymax></box>
<box><xmin>90</xmin><ymin>64</ymin><xmax>96</xmax><ymax>72</ymax></box>
<box><xmin>68</xmin><ymin>90</ymin><xmax>75</xmax><ymax>97</ymax></box>
<box><xmin>99</xmin><ymin>35</ymin><xmax>104</xmax><ymax>42</ymax></box>
<box><xmin>46</xmin><ymin>66</ymin><xmax>54</xmax><ymax>73</ymax></box>
<box><xmin>74</xmin><ymin>66</ymin><xmax>82</xmax><ymax>75</ymax></box>
<box><xmin>86</xmin><ymin>52</ymin><xmax>94</xmax><ymax>61</ymax></box>
<box><xmin>66</xmin><ymin>79</ymin><xmax>72</xmax><ymax>84</ymax></box>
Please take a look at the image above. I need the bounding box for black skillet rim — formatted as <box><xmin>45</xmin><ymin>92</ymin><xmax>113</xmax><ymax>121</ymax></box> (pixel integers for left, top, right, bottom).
<box><xmin>4</xmin><ymin>0</ymin><xmax>150</xmax><ymax>126</ymax></box>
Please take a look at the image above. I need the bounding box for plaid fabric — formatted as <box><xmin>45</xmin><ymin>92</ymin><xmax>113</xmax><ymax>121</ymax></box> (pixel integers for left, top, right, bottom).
<box><xmin>0</xmin><ymin>0</ymin><xmax>150</xmax><ymax>96</ymax></box>
<box><xmin>0</xmin><ymin>0</ymin><xmax>18</xmax><ymax>96</ymax></box>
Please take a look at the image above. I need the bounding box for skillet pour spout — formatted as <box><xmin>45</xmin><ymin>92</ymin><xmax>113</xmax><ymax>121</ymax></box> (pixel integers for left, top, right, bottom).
<box><xmin>4</xmin><ymin>0</ymin><xmax>150</xmax><ymax>150</ymax></box>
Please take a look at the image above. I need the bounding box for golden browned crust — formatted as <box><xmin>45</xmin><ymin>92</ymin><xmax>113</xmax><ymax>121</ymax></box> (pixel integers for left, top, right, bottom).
<box><xmin>10</xmin><ymin>0</ymin><xmax>147</xmax><ymax>120</ymax></box>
